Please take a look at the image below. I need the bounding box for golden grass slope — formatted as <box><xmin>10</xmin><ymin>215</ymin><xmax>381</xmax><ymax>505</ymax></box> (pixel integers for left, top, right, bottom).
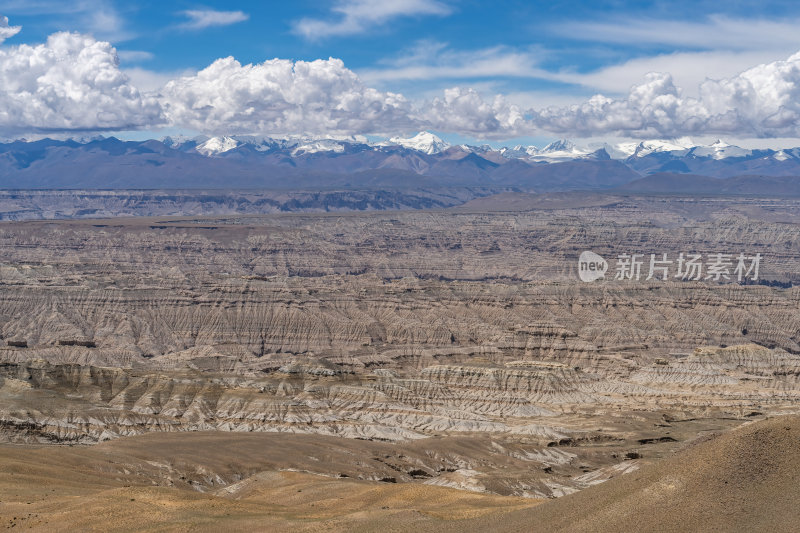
<box><xmin>436</xmin><ymin>414</ymin><xmax>800</xmax><ymax>532</ymax></box>
<box><xmin>2</xmin><ymin>415</ymin><xmax>800</xmax><ymax>531</ymax></box>
<box><xmin>0</xmin><ymin>433</ymin><xmax>540</xmax><ymax>532</ymax></box>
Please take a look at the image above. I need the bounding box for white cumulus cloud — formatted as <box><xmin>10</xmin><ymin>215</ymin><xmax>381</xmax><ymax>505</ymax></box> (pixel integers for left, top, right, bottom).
<box><xmin>0</xmin><ymin>31</ymin><xmax>163</xmax><ymax>134</ymax></box>
<box><xmin>157</xmin><ymin>56</ymin><xmax>528</xmax><ymax>139</ymax></box>
<box><xmin>534</xmin><ymin>51</ymin><xmax>800</xmax><ymax>138</ymax></box>
<box><xmin>0</xmin><ymin>15</ymin><xmax>21</xmax><ymax>44</ymax></box>
<box><xmin>422</xmin><ymin>87</ymin><xmax>527</xmax><ymax>138</ymax></box>
<box><xmin>3</xmin><ymin>22</ymin><xmax>800</xmax><ymax>141</ymax></box>
<box><xmin>159</xmin><ymin>56</ymin><xmax>415</xmax><ymax>136</ymax></box>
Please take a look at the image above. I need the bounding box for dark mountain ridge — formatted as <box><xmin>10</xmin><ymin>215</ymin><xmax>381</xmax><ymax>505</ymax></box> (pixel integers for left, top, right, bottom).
<box><xmin>3</xmin><ymin>136</ymin><xmax>800</xmax><ymax>193</ymax></box>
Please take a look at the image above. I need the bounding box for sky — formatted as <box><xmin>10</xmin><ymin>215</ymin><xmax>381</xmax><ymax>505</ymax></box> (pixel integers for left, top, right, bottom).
<box><xmin>2</xmin><ymin>0</ymin><xmax>800</xmax><ymax>147</ymax></box>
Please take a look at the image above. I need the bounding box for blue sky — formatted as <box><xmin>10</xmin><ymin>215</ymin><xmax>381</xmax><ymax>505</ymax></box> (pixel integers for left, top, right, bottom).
<box><xmin>2</xmin><ymin>1</ymin><xmax>800</xmax><ymax>145</ymax></box>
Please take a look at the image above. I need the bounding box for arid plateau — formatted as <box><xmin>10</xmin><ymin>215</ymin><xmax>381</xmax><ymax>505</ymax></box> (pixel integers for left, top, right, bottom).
<box><xmin>1</xmin><ymin>192</ymin><xmax>799</xmax><ymax>531</ymax></box>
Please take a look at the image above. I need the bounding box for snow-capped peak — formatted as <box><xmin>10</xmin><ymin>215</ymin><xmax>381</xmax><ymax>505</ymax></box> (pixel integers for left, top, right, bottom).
<box><xmin>291</xmin><ymin>138</ymin><xmax>347</xmax><ymax>156</ymax></box>
<box><xmin>196</xmin><ymin>136</ymin><xmax>239</xmax><ymax>156</ymax></box>
<box><xmin>498</xmin><ymin>145</ymin><xmax>532</xmax><ymax>159</ymax></box>
<box><xmin>773</xmin><ymin>148</ymin><xmax>800</xmax><ymax>161</ymax></box>
<box><xmin>526</xmin><ymin>139</ymin><xmax>593</xmax><ymax>161</ymax></box>
<box><xmin>630</xmin><ymin>138</ymin><xmax>694</xmax><ymax>158</ymax></box>
<box><xmin>388</xmin><ymin>131</ymin><xmax>449</xmax><ymax>154</ymax></box>
<box><xmin>690</xmin><ymin>139</ymin><xmax>751</xmax><ymax>160</ymax></box>
<box><xmin>541</xmin><ymin>139</ymin><xmax>577</xmax><ymax>153</ymax></box>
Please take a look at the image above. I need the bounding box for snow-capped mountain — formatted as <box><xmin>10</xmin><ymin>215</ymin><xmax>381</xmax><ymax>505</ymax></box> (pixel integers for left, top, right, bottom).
<box><xmin>629</xmin><ymin>138</ymin><xmax>694</xmax><ymax>158</ymax></box>
<box><xmin>291</xmin><ymin>138</ymin><xmax>349</xmax><ymax>155</ymax></box>
<box><xmin>498</xmin><ymin>145</ymin><xmax>531</xmax><ymax>159</ymax></box>
<box><xmin>387</xmin><ymin>132</ymin><xmax>449</xmax><ymax>154</ymax></box>
<box><xmin>541</xmin><ymin>139</ymin><xmax>577</xmax><ymax>153</ymax></box>
<box><xmin>196</xmin><ymin>136</ymin><xmax>239</xmax><ymax>156</ymax></box>
<box><xmin>188</xmin><ymin>134</ymin><xmax>778</xmax><ymax>167</ymax></box>
<box><xmin>2</xmin><ymin>133</ymin><xmax>800</xmax><ymax>192</ymax></box>
<box><xmin>530</xmin><ymin>139</ymin><xmax>596</xmax><ymax>161</ymax></box>
<box><xmin>689</xmin><ymin>140</ymin><xmax>752</xmax><ymax>160</ymax></box>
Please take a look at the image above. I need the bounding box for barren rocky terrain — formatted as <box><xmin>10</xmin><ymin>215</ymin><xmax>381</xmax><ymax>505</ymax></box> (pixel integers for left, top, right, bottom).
<box><xmin>0</xmin><ymin>189</ymin><xmax>502</xmax><ymax>221</ymax></box>
<box><xmin>0</xmin><ymin>192</ymin><xmax>798</xmax><ymax>529</ymax></box>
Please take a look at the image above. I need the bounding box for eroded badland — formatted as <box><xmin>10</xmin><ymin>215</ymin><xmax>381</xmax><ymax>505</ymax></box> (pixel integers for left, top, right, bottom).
<box><xmin>1</xmin><ymin>193</ymin><xmax>799</xmax><ymax>531</ymax></box>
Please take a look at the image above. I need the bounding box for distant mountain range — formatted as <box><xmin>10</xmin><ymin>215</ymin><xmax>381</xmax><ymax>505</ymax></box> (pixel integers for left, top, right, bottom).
<box><xmin>1</xmin><ymin>132</ymin><xmax>799</xmax><ymax>193</ymax></box>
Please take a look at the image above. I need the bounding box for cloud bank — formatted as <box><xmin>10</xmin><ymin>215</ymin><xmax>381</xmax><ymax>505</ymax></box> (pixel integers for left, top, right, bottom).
<box><xmin>149</xmin><ymin>48</ymin><xmax>800</xmax><ymax>139</ymax></box>
<box><xmin>0</xmin><ymin>31</ymin><xmax>162</xmax><ymax>134</ymax></box>
<box><xmin>2</xmin><ymin>20</ymin><xmax>800</xmax><ymax>140</ymax></box>
<box><xmin>160</xmin><ymin>56</ymin><xmax>414</xmax><ymax>136</ymax></box>
<box><xmin>534</xmin><ymin>52</ymin><xmax>800</xmax><ymax>138</ymax></box>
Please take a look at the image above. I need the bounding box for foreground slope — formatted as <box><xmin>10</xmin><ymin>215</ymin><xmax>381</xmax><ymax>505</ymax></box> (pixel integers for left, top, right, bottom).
<box><xmin>0</xmin><ymin>432</ymin><xmax>542</xmax><ymax>532</ymax></box>
<box><xmin>442</xmin><ymin>414</ymin><xmax>800</xmax><ymax>533</ymax></box>
<box><xmin>1</xmin><ymin>415</ymin><xmax>799</xmax><ymax>531</ymax></box>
